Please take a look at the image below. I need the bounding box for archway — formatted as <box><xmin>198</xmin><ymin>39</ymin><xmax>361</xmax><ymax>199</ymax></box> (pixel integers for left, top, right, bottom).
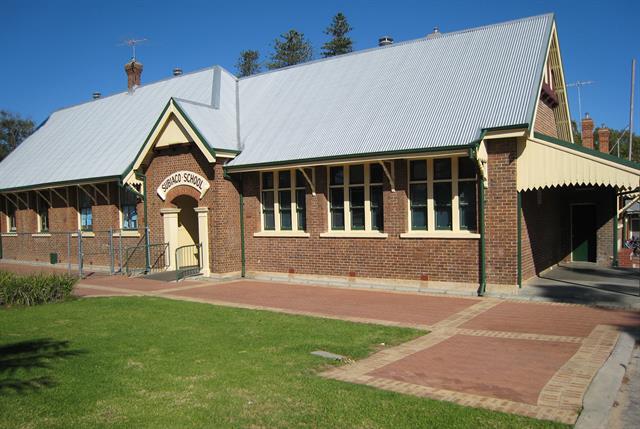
<box><xmin>173</xmin><ymin>195</ymin><xmax>199</xmax><ymax>248</ymax></box>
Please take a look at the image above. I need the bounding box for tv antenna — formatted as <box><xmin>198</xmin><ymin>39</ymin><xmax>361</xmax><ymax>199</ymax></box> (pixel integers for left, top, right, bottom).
<box><xmin>119</xmin><ymin>38</ymin><xmax>147</xmax><ymax>61</ymax></box>
<box><xmin>567</xmin><ymin>80</ymin><xmax>595</xmax><ymax>126</ymax></box>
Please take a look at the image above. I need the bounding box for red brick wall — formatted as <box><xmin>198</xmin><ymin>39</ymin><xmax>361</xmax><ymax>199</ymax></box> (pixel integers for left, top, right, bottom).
<box><xmin>143</xmin><ymin>145</ymin><xmax>241</xmax><ymax>275</ymax></box>
<box><xmin>483</xmin><ymin>139</ymin><xmax>519</xmax><ymax>285</ymax></box>
<box><xmin>241</xmin><ymin>159</ymin><xmax>481</xmax><ymax>284</ymax></box>
<box><xmin>534</xmin><ymin>99</ymin><xmax>559</xmax><ymax>137</ymax></box>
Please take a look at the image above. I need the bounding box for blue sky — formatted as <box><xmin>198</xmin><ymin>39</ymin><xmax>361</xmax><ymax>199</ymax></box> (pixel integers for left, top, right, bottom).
<box><xmin>2</xmin><ymin>0</ymin><xmax>638</xmax><ymax>132</ymax></box>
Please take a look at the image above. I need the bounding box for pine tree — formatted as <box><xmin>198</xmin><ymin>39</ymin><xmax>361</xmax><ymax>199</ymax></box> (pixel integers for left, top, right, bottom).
<box><xmin>236</xmin><ymin>50</ymin><xmax>261</xmax><ymax>77</ymax></box>
<box><xmin>322</xmin><ymin>13</ymin><xmax>353</xmax><ymax>58</ymax></box>
<box><xmin>0</xmin><ymin>110</ymin><xmax>35</xmax><ymax>161</ymax></box>
<box><xmin>268</xmin><ymin>30</ymin><xmax>312</xmax><ymax>70</ymax></box>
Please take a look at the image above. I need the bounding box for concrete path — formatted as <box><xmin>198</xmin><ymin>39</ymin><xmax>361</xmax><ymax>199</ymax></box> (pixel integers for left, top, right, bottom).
<box><xmin>521</xmin><ymin>262</ymin><xmax>640</xmax><ymax>309</ymax></box>
<box><xmin>608</xmin><ymin>344</ymin><xmax>640</xmax><ymax>429</ymax></box>
<box><xmin>66</xmin><ymin>276</ymin><xmax>640</xmax><ymax>424</ymax></box>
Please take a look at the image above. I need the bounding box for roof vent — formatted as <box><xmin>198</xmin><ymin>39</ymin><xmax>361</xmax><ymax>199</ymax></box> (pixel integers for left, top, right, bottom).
<box><xmin>378</xmin><ymin>36</ymin><xmax>393</xmax><ymax>47</ymax></box>
<box><xmin>92</xmin><ymin>92</ymin><xmax>102</xmax><ymax>100</ymax></box>
<box><xmin>427</xmin><ymin>26</ymin><xmax>442</xmax><ymax>39</ymax></box>
<box><xmin>173</xmin><ymin>67</ymin><xmax>183</xmax><ymax>76</ymax></box>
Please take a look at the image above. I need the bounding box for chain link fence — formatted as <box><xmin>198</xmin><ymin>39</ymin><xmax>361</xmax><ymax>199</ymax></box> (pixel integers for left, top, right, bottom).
<box><xmin>0</xmin><ymin>227</ymin><xmax>168</xmax><ymax>278</ymax></box>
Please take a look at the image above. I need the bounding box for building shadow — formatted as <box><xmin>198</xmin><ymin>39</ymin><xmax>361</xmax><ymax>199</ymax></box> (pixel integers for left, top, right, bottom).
<box><xmin>0</xmin><ymin>338</ymin><xmax>85</xmax><ymax>394</ymax></box>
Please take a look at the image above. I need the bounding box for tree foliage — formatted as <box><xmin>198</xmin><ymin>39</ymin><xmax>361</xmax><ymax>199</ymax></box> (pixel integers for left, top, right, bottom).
<box><xmin>0</xmin><ymin>110</ymin><xmax>35</xmax><ymax>161</ymax></box>
<box><xmin>268</xmin><ymin>30</ymin><xmax>312</xmax><ymax>70</ymax></box>
<box><xmin>236</xmin><ymin>50</ymin><xmax>261</xmax><ymax>78</ymax></box>
<box><xmin>322</xmin><ymin>12</ymin><xmax>353</xmax><ymax>58</ymax></box>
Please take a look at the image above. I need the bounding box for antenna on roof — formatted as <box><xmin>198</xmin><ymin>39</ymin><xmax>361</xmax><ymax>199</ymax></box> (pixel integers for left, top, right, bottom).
<box><xmin>119</xmin><ymin>38</ymin><xmax>147</xmax><ymax>61</ymax></box>
<box><xmin>567</xmin><ymin>80</ymin><xmax>595</xmax><ymax>128</ymax></box>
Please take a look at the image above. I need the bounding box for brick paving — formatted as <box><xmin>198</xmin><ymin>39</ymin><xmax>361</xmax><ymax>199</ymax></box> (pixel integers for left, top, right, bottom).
<box><xmin>50</xmin><ymin>275</ymin><xmax>640</xmax><ymax>424</ymax></box>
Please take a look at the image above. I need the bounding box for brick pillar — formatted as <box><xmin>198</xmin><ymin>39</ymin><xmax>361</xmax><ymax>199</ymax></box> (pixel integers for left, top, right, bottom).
<box><xmin>581</xmin><ymin>113</ymin><xmax>594</xmax><ymax>150</ymax></box>
<box><xmin>597</xmin><ymin>125</ymin><xmax>610</xmax><ymax>154</ymax></box>
<box><xmin>484</xmin><ymin>138</ymin><xmax>519</xmax><ymax>287</ymax></box>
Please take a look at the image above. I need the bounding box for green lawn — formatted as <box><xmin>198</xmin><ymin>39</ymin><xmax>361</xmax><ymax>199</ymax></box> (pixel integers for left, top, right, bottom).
<box><xmin>0</xmin><ymin>297</ymin><xmax>567</xmax><ymax>428</ymax></box>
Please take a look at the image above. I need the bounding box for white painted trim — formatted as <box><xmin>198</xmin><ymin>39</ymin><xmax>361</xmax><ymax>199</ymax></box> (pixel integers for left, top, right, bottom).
<box><xmin>253</xmin><ymin>231</ymin><xmax>310</xmax><ymax>238</ymax></box>
<box><xmin>400</xmin><ymin>231</ymin><xmax>480</xmax><ymax>239</ymax></box>
<box><xmin>31</xmin><ymin>233</ymin><xmax>52</xmax><ymax>238</ymax></box>
<box><xmin>71</xmin><ymin>232</ymin><xmax>95</xmax><ymax>238</ymax></box>
<box><xmin>127</xmin><ymin>100</ymin><xmax>216</xmax><ymax>179</ymax></box>
<box><xmin>112</xmin><ymin>230</ymin><xmax>141</xmax><ymax>238</ymax></box>
<box><xmin>320</xmin><ymin>231</ymin><xmax>388</xmax><ymax>239</ymax></box>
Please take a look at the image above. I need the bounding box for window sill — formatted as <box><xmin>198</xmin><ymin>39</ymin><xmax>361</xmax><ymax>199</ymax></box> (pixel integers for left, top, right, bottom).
<box><xmin>113</xmin><ymin>230</ymin><xmax>141</xmax><ymax>238</ymax></box>
<box><xmin>32</xmin><ymin>233</ymin><xmax>52</xmax><ymax>237</ymax></box>
<box><xmin>320</xmin><ymin>231</ymin><xmax>388</xmax><ymax>239</ymax></box>
<box><xmin>71</xmin><ymin>232</ymin><xmax>95</xmax><ymax>237</ymax></box>
<box><xmin>1</xmin><ymin>233</ymin><xmax>17</xmax><ymax>237</ymax></box>
<box><xmin>400</xmin><ymin>231</ymin><xmax>480</xmax><ymax>239</ymax></box>
<box><xmin>254</xmin><ymin>231</ymin><xmax>310</xmax><ymax>238</ymax></box>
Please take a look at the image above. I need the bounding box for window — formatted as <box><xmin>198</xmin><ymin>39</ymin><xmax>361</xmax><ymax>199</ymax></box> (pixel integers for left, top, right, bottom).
<box><xmin>121</xmin><ymin>188</ymin><xmax>138</xmax><ymax>230</ymax></box>
<box><xmin>295</xmin><ymin>170</ymin><xmax>306</xmax><ymax>231</ymax></box>
<box><xmin>349</xmin><ymin>165</ymin><xmax>365</xmax><ymax>230</ymax></box>
<box><xmin>6</xmin><ymin>201</ymin><xmax>16</xmax><ymax>232</ymax></box>
<box><xmin>261</xmin><ymin>172</ymin><xmax>275</xmax><ymax>230</ymax></box>
<box><xmin>409</xmin><ymin>160</ymin><xmax>428</xmax><ymax>230</ymax></box>
<box><xmin>260</xmin><ymin>169</ymin><xmax>308</xmax><ymax>232</ymax></box>
<box><xmin>407</xmin><ymin>157</ymin><xmax>478</xmax><ymax>233</ymax></box>
<box><xmin>328</xmin><ymin>163</ymin><xmax>385</xmax><ymax>233</ymax></box>
<box><xmin>278</xmin><ymin>171</ymin><xmax>292</xmax><ymax>230</ymax></box>
<box><xmin>37</xmin><ymin>195</ymin><xmax>49</xmax><ymax>232</ymax></box>
<box><xmin>370</xmin><ymin>164</ymin><xmax>384</xmax><ymax>231</ymax></box>
<box><xmin>329</xmin><ymin>166</ymin><xmax>345</xmax><ymax>230</ymax></box>
<box><xmin>458</xmin><ymin>157</ymin><xmax>477</xmax><ymax>231</ymax></box>
<box><xmin>79</xmin><ymin>191</ymin><xmax>93</xmax><ymax>231</ymax></box>
<box><xmin>433</xmin><ymin>158</ymin><xmax>452</xmax><ymax>230</ymax></box>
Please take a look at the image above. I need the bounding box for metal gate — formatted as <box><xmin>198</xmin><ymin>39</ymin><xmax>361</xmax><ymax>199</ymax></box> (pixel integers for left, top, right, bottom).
<box><xmin>175</xmin><ymin>243</ymin><xmax>202</xmax><ymax>281</ymax></box>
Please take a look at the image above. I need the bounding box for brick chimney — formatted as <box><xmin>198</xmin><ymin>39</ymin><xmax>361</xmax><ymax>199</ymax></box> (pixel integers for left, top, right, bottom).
<box><xmin>124</xmin><ymin>59</ymin><xmax>143</xmax><ymax>92</ymax></box>
<box><xmin>597</xmin><ymin>124</ymin><xmax>610</xmax><ymax>154</ymax></box>
<box><xmin>581</xmin><ymin>113</ymin><xmax>594</xmax><ymax>150</ymax></box>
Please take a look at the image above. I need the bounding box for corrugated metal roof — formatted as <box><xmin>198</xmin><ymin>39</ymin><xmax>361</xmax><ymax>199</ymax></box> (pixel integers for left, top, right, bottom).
<box><xmin>0</xmin><ymin>67</ymin><xmax>239</xmax><ymax>190</ymax></box>
<box><xmin>174</xmin><ymin>69</ymin><xmax>238</xmax><ymax>152</ymax></box>
<box><xmin>228</xmin><ymin>13</ymin><xmax>553</xmax><ymax>167</ymax></box>
<box><xmin>0</xmin><ymin>14</ymin><xmax>554</xmax><ymax>189</ymax></box>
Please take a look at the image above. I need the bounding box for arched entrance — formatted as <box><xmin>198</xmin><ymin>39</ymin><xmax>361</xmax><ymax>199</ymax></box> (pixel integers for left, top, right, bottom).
<box><xmin>174</xmin><ymin>195</ymin><xmax>199</xmax><ymax>249</ymax></box>
<box><xmin>160</xmin><ymin>195</ymin><xmax>210</xmax><ymax>276</ymax></box>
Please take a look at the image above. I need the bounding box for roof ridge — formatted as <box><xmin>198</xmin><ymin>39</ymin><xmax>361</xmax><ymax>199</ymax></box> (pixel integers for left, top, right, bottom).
<box><xmin>238</xmin><ymin>13</ymin><xmax>555</xmax><ymax>82</ymax></box>
<box><xmin>49</xmin><ymin>64</ymin><xmax>237</xmax><ymax>116</ymax></box>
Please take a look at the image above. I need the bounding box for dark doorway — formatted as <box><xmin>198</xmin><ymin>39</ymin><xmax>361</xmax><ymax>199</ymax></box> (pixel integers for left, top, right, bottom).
<box><xmin>571</xmin><ymin>204</ymin><xmax>597</xmax><ymax>262</ymax></box>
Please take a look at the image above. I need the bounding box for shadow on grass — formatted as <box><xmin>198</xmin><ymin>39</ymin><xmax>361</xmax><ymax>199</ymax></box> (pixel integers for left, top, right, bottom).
<box><xmin>0</xmin><ymin>339</ymin><xmax>85</xmax><ymax>394</ymax></box>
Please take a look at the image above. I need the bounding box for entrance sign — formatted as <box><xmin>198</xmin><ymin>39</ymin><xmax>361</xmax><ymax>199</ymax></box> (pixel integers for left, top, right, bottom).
<box><xmin>157</xmin><ymin>171</ymin><xmax>210</xmax><ymax>200</ymax></box>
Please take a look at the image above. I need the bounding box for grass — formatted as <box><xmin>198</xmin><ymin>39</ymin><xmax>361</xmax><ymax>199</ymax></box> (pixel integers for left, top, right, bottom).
<box><xmin>0</xmin><ymin>297</ymin><xmax>568</xmax><ymax>428</ymax></box>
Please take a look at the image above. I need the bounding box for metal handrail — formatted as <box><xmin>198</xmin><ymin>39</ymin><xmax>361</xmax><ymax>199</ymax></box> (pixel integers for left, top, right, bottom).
<box><xmin>175</xmin><ymin>243</ymin><xmax>202</xmax><ymax>281</ymax></box>
<box><xmin>125</xmin><ymin>242</ymin><xmax>169</xmax><ymax>276</ymax></box>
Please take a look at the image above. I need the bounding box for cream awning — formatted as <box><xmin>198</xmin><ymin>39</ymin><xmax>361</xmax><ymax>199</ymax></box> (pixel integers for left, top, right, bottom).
<box><xmin>517</xmin><ymin>135</ymin><xmax>640</xmax><ymax>191</ymax></box>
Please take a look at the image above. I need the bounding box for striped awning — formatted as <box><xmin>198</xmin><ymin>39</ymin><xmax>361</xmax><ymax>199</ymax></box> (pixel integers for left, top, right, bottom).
<box><xmin>517</xmin><ymin>135</ymin><xmax>640</xmax><ymax>191</ymax></box>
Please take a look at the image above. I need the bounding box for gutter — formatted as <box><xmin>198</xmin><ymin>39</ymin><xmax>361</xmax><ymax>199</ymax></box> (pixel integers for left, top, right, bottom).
<box><xmin>133</xmin><ymin>171</ymin><xmax>151</xmax><ymax>273</ymax></box>
<box><xmin>470</xmin><ymin>142</ymin><xmax>487</xmax><ymax>296</ymax></box>
<box><xmin>223</xmin><ymin>168</ymin><xmax>245</xmax><ymax>277</ymax></box>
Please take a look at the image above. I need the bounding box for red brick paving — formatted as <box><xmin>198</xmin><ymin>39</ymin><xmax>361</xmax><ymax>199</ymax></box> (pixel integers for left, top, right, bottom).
<box><xmin>461</xmin><ymin>301</ymin><xmax>640</xmax><ymax>337</ymax></box>
<box><xmin>370</xmin><ymin>334</ymin><xmax>580</xmax><ymax>405</ymax></box>
<box><xmin>166</xmin><ymin>280</ymin><xmax>479</xmax><ymax>326</ymax></box>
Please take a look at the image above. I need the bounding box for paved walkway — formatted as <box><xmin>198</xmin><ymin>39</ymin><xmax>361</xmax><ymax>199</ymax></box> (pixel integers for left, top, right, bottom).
<box><xmin>2</xmin><ymin>259</ymin><xmax>638</xmax><ymax>425</ymax></box>
<box><xmin>67</xmin><ymin>276</ymin><xmax>640</xmax><ymax>424</ymax></box>
<box><xmin>521</xmin><ymin>262</ymin><xmax>640</xmax><ymax>309</ymax></box>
